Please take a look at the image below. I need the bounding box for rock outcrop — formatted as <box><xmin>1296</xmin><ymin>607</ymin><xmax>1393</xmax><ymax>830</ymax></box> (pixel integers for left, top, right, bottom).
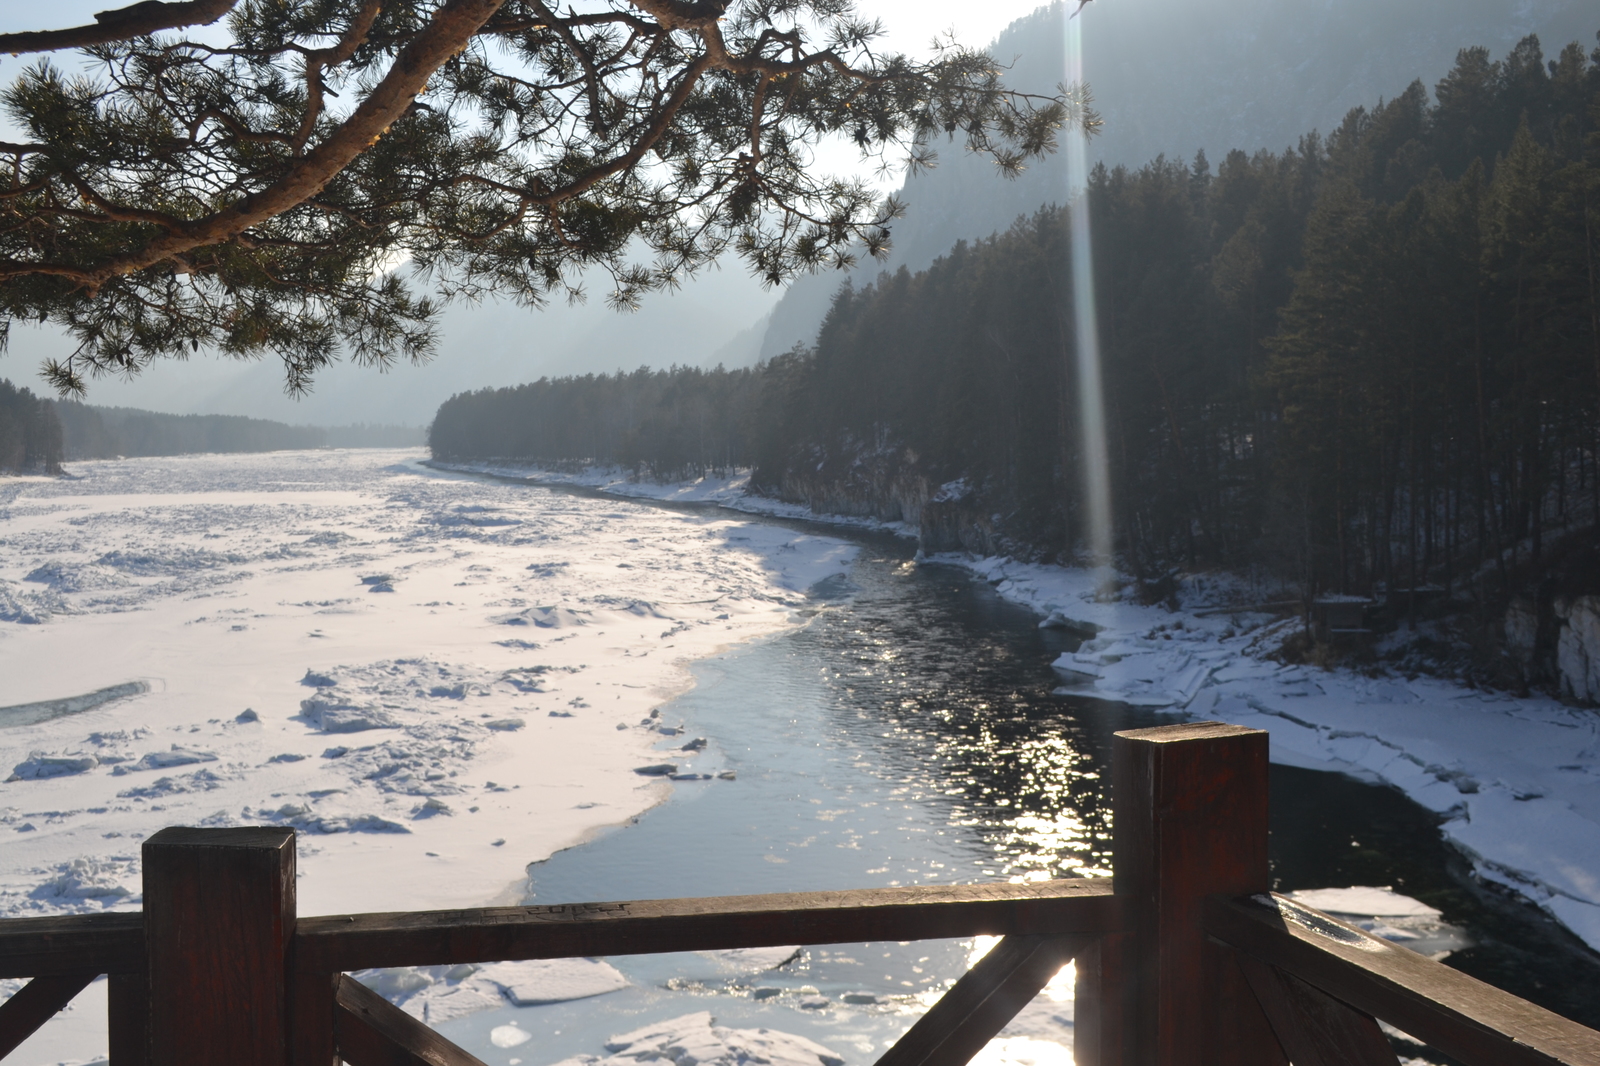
<box><xmin>1555</xmin><ymin>595</ymin><xmax>1600</xmax><ymax>703</ymax></box>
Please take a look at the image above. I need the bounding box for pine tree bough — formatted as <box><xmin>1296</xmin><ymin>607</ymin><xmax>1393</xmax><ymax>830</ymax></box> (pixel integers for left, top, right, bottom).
<box><xmin>0</xmin><ymin>0</ymin><xmax>1097</xmax><ymax>395</ymax></box>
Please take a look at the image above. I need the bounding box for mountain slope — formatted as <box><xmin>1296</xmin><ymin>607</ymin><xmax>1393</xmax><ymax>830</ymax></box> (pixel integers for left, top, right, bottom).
<box><xmin>760</xmin><ymin>0</ymin><xmax>1598</xmax><ymax>356</ymax></box>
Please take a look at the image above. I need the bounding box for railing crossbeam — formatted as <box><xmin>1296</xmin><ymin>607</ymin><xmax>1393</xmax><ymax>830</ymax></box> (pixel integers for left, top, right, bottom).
<box><xmin>874</xmin><ymin>934</ymin><xmax>1083</xmax><ymax>1066</ymax></box>
<box><xmin>294</xmin><ymin>880</ymin><xmax>1121</xmax><ymax>974</ymax></box>
<box><xmin>0</xmin><ymin>974</ymin><xmax>95</xmax><ymax>1059</ymax></box>
<box><xmin>1232</xmin><ymin>947</ymin><xmax>1400</xmax><ymax>1066</ymax></box>
<box><xmin>1204</xmin><ymin>893</ymin><xmax>1600</xmax><ymax>1066</ymax></box>
<box><xmin>0</xmin><ymin>913</ymin><xmax>141</xmax><ymax>979</ymax></box>
<box><xmin>333</xmin><ymin>973</ymin><xmax>487</xmax><ymax>1066</ymax></box>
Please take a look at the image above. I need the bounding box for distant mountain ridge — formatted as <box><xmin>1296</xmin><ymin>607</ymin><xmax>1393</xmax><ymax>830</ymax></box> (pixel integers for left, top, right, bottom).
<box><xmin>760</xmin><ymin>0</ymin><xmax>1599</xmax><ymax>357</ymax></box>
<box><xmin>52</xmin><ymin>402</ymin><xmax>423</xmax><ymax>459</ymax></box>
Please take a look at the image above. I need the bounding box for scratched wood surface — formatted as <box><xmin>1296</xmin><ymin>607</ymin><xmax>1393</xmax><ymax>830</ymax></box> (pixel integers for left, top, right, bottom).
<box><xmin>1205</xmin><ymin>893</ymin><xmax>1600</xmax><ymax>1066</ymax></box>
<box><xmin>294</xmin><ymin>878</ymin><xmax>1122</xmax><ymax>972</ymax></box>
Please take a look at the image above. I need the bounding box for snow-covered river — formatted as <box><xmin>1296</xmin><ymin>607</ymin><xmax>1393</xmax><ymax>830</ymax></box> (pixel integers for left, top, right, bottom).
<box><xmin>2</xmin><ymin>451</ymin><xmax>1597</xmax><ymax>1065</ymax></box>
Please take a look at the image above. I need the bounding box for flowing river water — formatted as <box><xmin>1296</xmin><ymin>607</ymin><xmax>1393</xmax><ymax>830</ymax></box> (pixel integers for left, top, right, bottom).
<box><xmin>416</xmin><ymin>486</ymin><xmax>1600</xmax><ymax>1063</ymax></box>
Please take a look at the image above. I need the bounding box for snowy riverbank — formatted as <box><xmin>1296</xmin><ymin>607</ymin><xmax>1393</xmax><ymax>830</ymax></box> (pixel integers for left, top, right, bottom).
<box><xmin>443</xmin><ymin>462</ymin><xmax>1600</xmax><ymax>958</ymax></box>
<box><xmin>956</xmin><ymin>556</ymin><xmax>1600</xmax><ymax>953</ymax></box>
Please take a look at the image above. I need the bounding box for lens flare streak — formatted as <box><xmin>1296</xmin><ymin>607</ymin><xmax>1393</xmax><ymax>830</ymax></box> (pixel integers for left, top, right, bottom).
<box><xmin>1063</xmin><ymin>16</ymin><xmax>1114</xmax><ymax>575</ymax></box>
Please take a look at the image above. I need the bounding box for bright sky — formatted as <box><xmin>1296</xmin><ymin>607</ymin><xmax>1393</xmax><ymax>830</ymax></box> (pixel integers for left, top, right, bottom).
<box><xmin>842</xmin><ymin>0</ymin><xmax>1047</xmax><ymax>56</ymax></box>
<box><xmin>0</xmin><ymin>2</ymin><xmax>1040</xmax><ymax>50</ymax></box>
<box><xmin>0</xmin><ymin>0</ymin><xmax>1047</xmax><ymax>186</ymax></box>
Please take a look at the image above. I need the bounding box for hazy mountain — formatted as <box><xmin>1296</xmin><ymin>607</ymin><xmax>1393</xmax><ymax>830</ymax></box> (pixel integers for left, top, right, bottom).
<box><xmin>0</xmin><ymin>259</ymin><xmax>779</xmax><ymax>427</ymax></box>
<box><xmin>759</xmin><ymin>0</ymin><xmax>1599</xmax><ymax>357</ymax></box>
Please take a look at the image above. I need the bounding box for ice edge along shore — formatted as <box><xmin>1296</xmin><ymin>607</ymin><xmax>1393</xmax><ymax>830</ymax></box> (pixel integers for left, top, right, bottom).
<box><xmin>444</xmin><ymin>460</ymin><xmax>1600</xmax><ymax>957</ymax></box>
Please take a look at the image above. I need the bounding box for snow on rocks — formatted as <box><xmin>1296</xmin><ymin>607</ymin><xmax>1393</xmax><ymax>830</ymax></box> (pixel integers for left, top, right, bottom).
<box><xmin>7</xmin><ymin>752</ymin><xmax>98</xmax><ymax>781</ymax></box>
<box><xmin>27</xmin><ymin>858</ymin><xmax>138</xmax><ymax>909</ymax></box>
<box><xmin>548</xmin><ymin>1011</ymin><xmax>846</xmax><ymax>1066</ymax></box>
<box><xmin>113</xmin><ymin>746</ymin><xmax>218</xmax><ymax>772</ymax></box>
<box><xmin>1554</xmin><ymin>595</ymin><xmax>1600</xmax><ymax>703</ymax></box>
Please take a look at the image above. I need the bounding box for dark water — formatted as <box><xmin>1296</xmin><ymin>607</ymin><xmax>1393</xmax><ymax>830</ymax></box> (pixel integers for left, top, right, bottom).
<box><xmin>430</xmin><ymin>509</ymin><xmax>1600</xmax><ymax>1061</ymax></box>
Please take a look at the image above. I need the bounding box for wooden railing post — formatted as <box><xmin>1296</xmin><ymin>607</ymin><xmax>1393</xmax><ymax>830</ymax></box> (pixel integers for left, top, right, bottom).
<box><xmin>1073</xmin><ymin>931</ymin><xmax>1130</xmax><ymax>1066</ymax></box>
<box><xmin>142</xmin><ymin>827</ymin><xmax>296</xmax><ymax>1066</ymax></box>
<box><xmin>1112</xmin><ymin>722</ymin><xmax>1283</xmax><ymax>1066</ymax></box>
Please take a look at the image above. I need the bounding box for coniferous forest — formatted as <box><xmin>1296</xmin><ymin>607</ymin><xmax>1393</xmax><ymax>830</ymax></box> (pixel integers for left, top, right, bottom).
<box><xmin>430</xmin><ymin>367</ymin><xmax>765</xmax><ymax>481</ymax></box>
<box><xmin>0</xmin><ymin>379</ymin><xmax>63</xmax><ymax>474</ymax></box>
<box><xmin>433</xmin><ymin>33</ymin><xmax>1600</xmax><ymax>634</ymax></box>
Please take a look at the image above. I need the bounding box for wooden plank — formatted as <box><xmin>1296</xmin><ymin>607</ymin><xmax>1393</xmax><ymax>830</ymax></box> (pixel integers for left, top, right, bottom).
<box><xmin>1112</xmin><ymin>722</ymin><xmax>1280</xmax><ymax>1066</ymax></box>
<box><xmin>107</xmin><ymin>972</ymin><xmax>151</xmax><ymax>1066</ymax></box>
<box><xmin>874</xmin><ymin>934</ymin><xmax>1082</xmax><ymax>1066</ymax></box>
<box><xmin>1073</xmin><ymin>932</ymin><xmax>1130</xmax><ymax>1066</ymax></box>
<box><xmin>0</xmin><ymin>912</ymin><xmax>142</xmax><ymax>978</ymax></box>
<box><xmin>1202</xmin><ymin>938</ymin><xmax>1288</xmax><ymax>1066</ymax></box>
<box><xmin>1233</xmin><ymin>948</ymin><xmax>1400</xmax><ymax>1066</ymax></box>
<box><xmin>295</xmin><ymin>879</ymin><xmax>1121</xmax><ymax>973</ymax></box>
<box><xmin>288</xmin><ymin>971</ymin><xmax>339</xmax><ymax>1066</ymax></box>
<box><xmin>334</xmin><ymin>973</ymin><xmax>490</xmax><ymax>1066</ymax></box>
<box><xmin>144</xmin><ymin>827</ymin><xmax>296</xmax><ymax>1066</ymax></box>
<box><xmin>1204</xmin><ymin>893</ymin><xmax>1600</xmax><ymax>1066</ymax></box>
<box><xmin>0</xmin><ymin>973</ymin><xmax>96</xmax><ymax>1058</ymax></box>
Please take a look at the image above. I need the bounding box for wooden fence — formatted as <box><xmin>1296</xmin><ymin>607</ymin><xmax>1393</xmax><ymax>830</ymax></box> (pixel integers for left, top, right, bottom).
<box><xmin>2</xmin><ymin>722</ymin><xmax>1597</xmax><ymax>1065</ymax></box>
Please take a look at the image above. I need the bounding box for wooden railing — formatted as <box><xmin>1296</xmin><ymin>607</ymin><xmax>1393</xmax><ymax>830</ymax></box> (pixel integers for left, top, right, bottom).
<box><xmin>2</xmin><ymin>722</ymin><xmax>1597</xmax><ymax>1066</ymax></box>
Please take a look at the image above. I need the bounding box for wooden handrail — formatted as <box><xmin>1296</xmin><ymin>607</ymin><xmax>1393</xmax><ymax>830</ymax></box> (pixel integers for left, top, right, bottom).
<box><xmin>4</xmin><ymin>723</ymin><xmax>1599</xmax><ymax>1066</ymax></box>
<box><xmin>1203</xmin><ymin>893</ymin><xmax>1600</xmax><ymax>1066</ymax></box>
<box><xmin>0</xmin><ymin>880</ymin><xmax>1121</xmax><ymax>979</ymax></box>
<box><xmin>0</xmin><ymin>912</ymin><xmax>143</xmax><ymax>979</ymax></box>
<box><xmin>293</xmin><ymin>878</ymin><xmax>1123</xmax><ymax>973</ymax></box>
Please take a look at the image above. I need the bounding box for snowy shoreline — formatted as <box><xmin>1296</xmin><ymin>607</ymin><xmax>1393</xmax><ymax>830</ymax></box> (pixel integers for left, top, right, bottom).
<box><xmin>439</xmin><ymin>461</ymin><xmax>1600</xmax><ymax>957</ymax></box>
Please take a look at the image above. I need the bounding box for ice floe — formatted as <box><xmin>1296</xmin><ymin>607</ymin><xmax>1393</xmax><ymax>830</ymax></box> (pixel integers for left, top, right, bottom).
<box><xmin>549</xmin><ymin>1011</ymin><xmax>846</xmax><ymax>1066</ymax></box>
<box><xmin>0</xmin><ymin>449</ymin><xmax>858</xmax><ymax>952</ymax></box>
<box><xmin>1284</xmin><ymin>886</ymin><xmax>1471</xmax><ymax>959</ymax></box>
<box><xmin>354</xmin><ymin>957</ymin><xmax>629</xmax><ymax>1025</ymax></box>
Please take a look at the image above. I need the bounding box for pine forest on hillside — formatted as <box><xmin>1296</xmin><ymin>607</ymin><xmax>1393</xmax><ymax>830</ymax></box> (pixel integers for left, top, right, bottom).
<box><xmin>430</xmin><ymin>367</ymin><xmax>766</xmax><ymax>482</ymax></box>
<box><xmin>435</xmin><ymin>33</ymin><xmax>1600</xmax><ymax>647</ymax></box>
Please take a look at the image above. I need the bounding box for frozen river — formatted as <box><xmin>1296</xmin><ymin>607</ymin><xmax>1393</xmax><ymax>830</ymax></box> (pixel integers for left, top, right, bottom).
<box><xmin>2</xmin><ymin>451</ymin><xmax>1597</xmax><ymax>1065</ymax></box>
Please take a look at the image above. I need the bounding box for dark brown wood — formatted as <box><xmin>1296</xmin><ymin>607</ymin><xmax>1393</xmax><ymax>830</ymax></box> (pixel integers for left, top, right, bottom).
<box><xmin>1112</xmin><ymin>721</ymin><xmax>1278</xmax><ymax>1066</ymax></box>
<box><xmin>0</xmin><ymin>973</ymin><xmax>95</xmax><ymax>1058</ymax></box>
<box><xmin>289</xmin><ymin>970</ymin><xmax>340</xmax><ymax>1066</ymax></box>
<box><xmin>0</xmin><ymin>912</ymin><xmax>143</xmax><ymax>978</ymax></box>
<box><xmin>294</xmin><ymin>879</ymin><xmax>1121</xmax><ymax>973</ymax></box>
<box><xmin>1200</xmin><ymin>938</ymin><xmax>1288</xmax><ymax>1066</ymax></box>
<box><xmin>334</xmin><ymin>973</ymin><xmax>490</xmax><ymax>1066</ymax></box>
<box><xmin>1233</xmin><ymin>948</ymin><xmax>1400</xmax><ymax>1066</ymax></box>
<box><xmin>144</xmin><ymin>826</ymin><xmax>296</xmax><ymax>1066</ymax></box>
<box><xmin>107</xmin><ymin>972</ymin><xmax>151</xmax><ymax>1066</ymax></box>
<box><xmin>1204</xmin><ymin>893</ymin><xmax>1600</xmax><ymax>1066</ymax></box>
<box><xmin>874</xmin><ymin>935</ymin><xmax>1082</xmax><ymax>1066</ymax></box>
<box><xmin>1073</xmin><ymin>931</ymin><xmax>1130</xmax><ymax>1066</ymax></box>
